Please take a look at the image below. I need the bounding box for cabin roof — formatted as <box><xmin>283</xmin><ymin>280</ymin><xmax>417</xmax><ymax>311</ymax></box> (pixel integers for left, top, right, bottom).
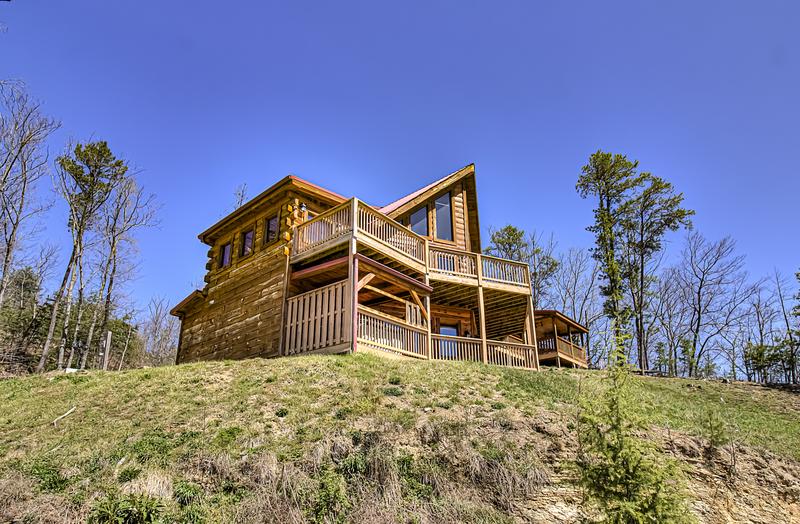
<box><xmin>534</xmin><ymin>309</ymin><xmax>589</xmax><ymax>334</ymax></box>
<box><xmin>379</xmin><ymin>163</ymin><xmax>475</xmax><ymax>215</ymax></box>
<box><xmin>170</xmin><ymin>289</ymin><xmax>205</xmax><ymax>317</ymax></box>
<box><xmin>198</xmin><ymin>175</ymin><xmax>347</xmax><ymax>245</ymax></box>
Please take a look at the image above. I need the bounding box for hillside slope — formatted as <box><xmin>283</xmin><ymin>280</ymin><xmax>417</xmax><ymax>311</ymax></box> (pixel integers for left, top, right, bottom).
<box><xmin>1</xmin><ymin>353</ymin><xmax>799</xmax><ymax>523</ymax></box>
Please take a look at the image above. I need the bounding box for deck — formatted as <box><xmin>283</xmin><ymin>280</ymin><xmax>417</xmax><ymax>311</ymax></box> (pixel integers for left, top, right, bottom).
<box><xmin>283</xmin><ymin>199</ymin><xmax>586</xmax><ymax>371</ymax></box>
<box><xmin>537</xmin><ymin>336</ymin><xmax>588</xmax><ymax>368</ymax></box>
<box><xmin>290</xmin><ymin>198</ymin><xmax>530</xmax><ymax>294</ymax></box>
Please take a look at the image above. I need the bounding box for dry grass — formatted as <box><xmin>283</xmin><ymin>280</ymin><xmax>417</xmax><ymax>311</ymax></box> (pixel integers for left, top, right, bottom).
<box><xmin>0</xmin><ymin>352</ymin><xmax>798</xmax><ymax>522</ymax></box>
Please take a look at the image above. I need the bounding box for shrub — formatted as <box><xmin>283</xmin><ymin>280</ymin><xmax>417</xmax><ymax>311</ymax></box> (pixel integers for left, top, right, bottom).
<box><xmin>179</xmin><ymin>503</ymin><xmax>206</xmax><ymax>524</ymax></box>
<box><xmin>28</xmin><ymin>458</ymin><xmax>69</xmax><ymax>492</ymax></box>
<box><xmin>382</xmin><ymin>386</ymin><xmax>403</xmax><ymax>397</ymax></box>
<box><xmin>310</xmin><ymin>466</ymin><xmax>350</xmax><ymax>523</ymax></box>
<box><xmin>575</xmin><ymin>354</ymin><xmax>694</xmax><ymax>523</ymax></box>
<box><xmin>213</xmin><ymin>426</ymin><xmax>243</xmax><ymax>448</ymax></box>
<box><xmin>117</xmin><ymin>466</ymin><xmax>142</xmax><ymax>483</ymax></box>
<box><xmin>88</xmin><ymin>492</ymin><xmax>163</xmax><ymax>524</ymax></box>
<box><xmin>173</xmin><ymin>479</ymin><xmax>203</xmax><ymax>507</ymax></box>
<box><xmin>275</xmin><ymin>407</ymin><xmax>289</xmax><ymax>418</ymax></box>
<box><xmin>131</xmin><ymin>429</ymin><xmax>173</xmax><ymax>465</ymax></box>
<box><xmin>388</xmin><ymin>376</ymin><xmax>402</xmax><ymax>385</ymax></box>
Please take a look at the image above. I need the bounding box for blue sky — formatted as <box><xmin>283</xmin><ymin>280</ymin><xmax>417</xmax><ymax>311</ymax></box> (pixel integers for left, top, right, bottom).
<box><xmin>2</xmin><ymin>1</ymin><xmax>799</xmax><ymax>310</ymax></box>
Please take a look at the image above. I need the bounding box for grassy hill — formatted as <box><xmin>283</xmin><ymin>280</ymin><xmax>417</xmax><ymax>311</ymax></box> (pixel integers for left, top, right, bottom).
<box><xmin>1</xmin><ymin>353</ymin><xmax>799</xmax><ymax>523</ymax></box>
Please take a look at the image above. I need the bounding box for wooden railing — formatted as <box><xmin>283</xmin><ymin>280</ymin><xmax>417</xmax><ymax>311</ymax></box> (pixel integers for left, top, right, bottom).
<box><xmin>481</xmin><ymin>255</ymin><xmax>529</xmax><ymax>287</ymax></box>
<box><xmin>357</xmin><ymin>306</ymin><xmax>427</xmax><ymax>359</ymax></box>
<box><xmin>428</xmin><ymin>247</ymin><xmax>478</xmax><ymax>279</ymax></box>
<box><xmin>356</xmin><ymin>203</ymin><xmax>426</xmax><ymax>264</ymax></box>
<box><xmin>284</xmin><ymin>280</ymin><xmax>350</xmax><ymax>355</ymax></box>
<box><xmin>538</xmin><ymin>336</ymin><xmax>587</xmax><ymax>363</ymax></box>
<box><xmin>293</xmin><ymin>200</ymin><xmax>353</xmax><ymax>257</ymax></box>
<box><xmin>487</xmin><ymin>340</ymin><xmax>536</xmax><ymax>369</ymax></box>
<box><xmin>430</xmin><ymin>334</ymin><xmax>482</xmax><ymax>362</ymax></box>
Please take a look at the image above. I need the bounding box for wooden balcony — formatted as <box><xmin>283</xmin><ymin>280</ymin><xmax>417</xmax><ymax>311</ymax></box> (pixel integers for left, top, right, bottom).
<box><xmin>536</xmin><ymin>336</ymin><xmax>587</xmax><ymax>368</ymax></box>
<box><xmin>291</xmin><ymin>200</ymin><xmax>531</xmax><ymax>296</ymax></box>
<box><xmin>356</xmin><ymin>308</ymin><xmax>537</xmax><ymax>370</ymax></box>
<box><xmin>291</xmin><ymin>198</ymin><xmax>427</xmax><ymax>272</ymax></box>
<box><xmin>428</xmin><ymin>246</ymin><xmax>530</xmax><ymax>294</ymax></box>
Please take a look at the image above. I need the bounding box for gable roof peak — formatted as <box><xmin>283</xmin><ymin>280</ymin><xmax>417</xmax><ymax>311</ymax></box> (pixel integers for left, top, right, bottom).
<box><xmin>379</xmin><ymin>163</ymin><xmax>475</xmax><ymax>216</ymax></box>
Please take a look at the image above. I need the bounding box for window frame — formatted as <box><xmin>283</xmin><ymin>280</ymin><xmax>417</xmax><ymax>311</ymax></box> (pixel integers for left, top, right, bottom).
<box><xmin>264</xmin><ymin>212</ymin><xmax>280</xmax><ymax>246</ymax></box>
<box><xmin>239</xmin><ymin>225</ymin><xmax>255</xmax><ymax>259</ymax></box>
<box><xmin>218</xmin><ymin>240</ymin><xmax>233</xmax><ymax>269</ymax></box>
<box><xmin>433</xmin><ymin>191</ymin><xmax>454</xmax><ymax>243</ymax></box>
<box><xmin>408</xmin><ymin>205</ymin><xmax>429</xmax><ymax>237</ymax></box>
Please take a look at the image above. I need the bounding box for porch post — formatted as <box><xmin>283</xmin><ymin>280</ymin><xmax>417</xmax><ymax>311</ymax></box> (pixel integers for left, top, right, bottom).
<box><xmin>476</xmin><ymin>254</ymin><xmax>488</xmax><ymax>364</ymax></box>
<box><xmin>526</xmin><ymin>296</ymin><xmax>540</xmax><ymax>370</ymax></box>
<box><xmin>349</xmin><ymin>237</ymin><xmax>358</xmax><ymax>353</ymax></box>
<box><xmin>424</xmin><ymin>239</ymin><xmax>432</xmax><ymax>359</ymax></box>
<box><xmin>553</xmin><ymin>318</ymin><xmax>561</xmax><ymax>368</ymax></box>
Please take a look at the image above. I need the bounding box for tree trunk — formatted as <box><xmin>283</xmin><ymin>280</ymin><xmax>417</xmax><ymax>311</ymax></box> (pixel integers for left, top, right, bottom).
<box><xmin>36</xmin><ymin>246</ymin><xmax>76</xmax><ymax>372</ymax></box>
<box><xmin>99</xmin><ymin>240</ymin><xmax>119</xmax><ymax>370</ymax></box>
<box><xmin>56</xmin><ymin>246</ymin><xmax>81</xmax><ymax>370</ymax></box>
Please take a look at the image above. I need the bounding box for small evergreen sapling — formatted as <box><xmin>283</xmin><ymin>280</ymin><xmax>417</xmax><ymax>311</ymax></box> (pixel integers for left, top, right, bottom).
<box><xmin>575</xmin><ymin>352</ymin><xmax>694</xmax><ymax>523</ymax></box>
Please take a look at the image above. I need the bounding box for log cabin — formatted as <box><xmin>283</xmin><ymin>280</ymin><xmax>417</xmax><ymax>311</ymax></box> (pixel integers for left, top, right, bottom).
<box><xmin>170</xmin><ymin>164</ymin><xmax>588</xmax><ymax>370</ymax></box>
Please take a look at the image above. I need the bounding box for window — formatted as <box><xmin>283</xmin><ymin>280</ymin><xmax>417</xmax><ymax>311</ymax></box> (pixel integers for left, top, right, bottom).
<box><xmin>434</xmin><ymin>192</ymin><xmax>453</xmax><ymax>241</ymax></box>
<box><xmin>409</xmin><ymin>206</ymin><xmax>428</xmax><ymax>236</ymax></box>
<box><xmin>240</xmin><ymin>228</ymin><xmax>254</xmax><ymax>257</ymax></box>
<box><xmin>439</xmin><ymin>324</ymin><xmax>459</xmax><ymax>357</ymax></box>
<box><xmin>219</xmin><ymin>242</ymin><xmax>232</xmax><ymax>268</ymax></box>
<box><xmin>265</xmin><ymin>214</ymin><xmax>279</xmax><ymax>244</ymax></box>
<box><xmin>439</xmin><ymin>324</ymin><xmax>459</xmax><ymax>337</ymax></box>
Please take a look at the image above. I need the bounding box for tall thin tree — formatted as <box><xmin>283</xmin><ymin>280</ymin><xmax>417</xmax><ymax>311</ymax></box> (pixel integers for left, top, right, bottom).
<box><xmin>36</xmin><ymin>141</ymin><xmax>126</xmax><ymax>372</ymax></box>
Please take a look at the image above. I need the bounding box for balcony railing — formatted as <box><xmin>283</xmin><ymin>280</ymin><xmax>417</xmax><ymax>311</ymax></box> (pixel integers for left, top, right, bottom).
<box><xmin>284</xmin><ymin>280</ymin><xmax>351</xmax><ymax>355</ymax></box>
<box><xmin>291</xmin><ymin>200</ymin><xmax>530</xmax><ymax>292</ymax></box>
<box><xmin>537</xmin><ymin>336</ymin><xmax>587</xmax><ymax>363</ymax></box>
<box><xmin>357</xmin><ymin>306</ymin><xmax>427</xmax><ymax>359</ymax></box>
<box><xmin>293</xmin><ymin>200</ymin><xmax>353</xmax><ymax>257</ymax></box>
<box><xmin>428</xmin><ymin>247</ymin><xmax>529</xmax><ymax>290</ymax></box>
<box><xmin>429</xmin><ymin>247</ymin><xmax>478</xmax><ymax>279</ymax></box>
<box><xmin>430</xmin><ymin>333</ymin><xmax>482</xmax><ymax>362</ymax></box>
<box><xmin>481</xmin><ymin>255</ymin><xmax>529</xmax><ymax>287</ymax></box>
<box><xmin>292</xmin><ymin>199</ymin><xmax>427</xmax><ymax>266</ymax></box>
<box><xmin>356</xmin><ymin>203</ymin><xmax>426</xmax><ymax>264</ymax></box>
<box><xmin>487</xmin><ymin>340</ymin><xmax>537</xmax><ymax>369</ymax></box>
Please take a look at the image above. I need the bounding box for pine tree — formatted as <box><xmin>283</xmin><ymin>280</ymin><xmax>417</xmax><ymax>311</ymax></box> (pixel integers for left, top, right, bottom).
<box><xmin>576</xmin><ymin>352</ymin><xmax>693</xmax><ymax>523</ymax></box>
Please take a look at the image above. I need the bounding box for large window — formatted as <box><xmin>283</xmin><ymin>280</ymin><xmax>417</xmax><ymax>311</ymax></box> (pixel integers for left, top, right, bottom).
<box><xmin>219</xmin><ymin>242</ymin><xmax>232</xmax><ymax>268</ymax></box>
<box><xmin>265</xmin><ymin>214</ymin><xmax>279</xmax><ymax>245</ymax></box>
<box><xmin>239</xmin><ymin>228</ymin><xmax>254</xmax><ymax>257</ymax></box>
<box><xmin>434</xmin><ymin>192</ymin><xmax>453</xmax><ymax>241</ymax></box>
<box><xmin>409</xmin><ymin>206</ymin><xmax>428</xmax><ymax>236</ymax></box>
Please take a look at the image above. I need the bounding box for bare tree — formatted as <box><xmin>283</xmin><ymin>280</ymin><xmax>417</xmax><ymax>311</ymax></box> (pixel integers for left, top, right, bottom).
<box><xmin>551</xmin><ymin>247</ymin><xmax>606</xmax><ymax>365</ymax></box>
<box><xmin>141</xmin><ymin>296</ymin><xmax>179</xmax><ymax>366</ymax></box>
<box><xmin>97</xmin><ymin>177</ymin><xmax>157</xmax><ymax>370</ymax></box>
<box><xmin>774</xmin><ymin>270</ymin><xmax>798</xmax><ymax>383</ymax></box>
<box><xmin>675</xmin><ymin>232</ymin><xmax>756</xmax><ymax>377</ymax></box>
<box><xmin>0</xmin><ymin>83</ymin><xmax>59</xmax><ymax>306</ymax></box>
<box><xmin>232</xmin><ymin>182</ymin><xmax>248</xmax><ymax>210</ymax></box>
<box><xmin>528</xmin><ymin>230</ymin><xmax>558</xmax><ymax>310</ymax></box>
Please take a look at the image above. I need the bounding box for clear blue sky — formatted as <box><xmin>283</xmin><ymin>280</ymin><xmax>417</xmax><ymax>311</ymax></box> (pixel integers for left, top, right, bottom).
<box><xmin>2</xmin><ymin>1</ymin><xmax>799</xmax><ymax>310</ymax></box>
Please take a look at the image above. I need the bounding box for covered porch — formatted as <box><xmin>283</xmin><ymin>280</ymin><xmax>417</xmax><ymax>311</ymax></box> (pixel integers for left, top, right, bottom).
<box><xmin>282</xmin><ymin>251</ymin><xmax>539</xmax><ymax>371</ymax></box>
<box><xmin>534</xmin><ymin>310</ymin><xmax>589</xmax><ymax>368</ymax></box>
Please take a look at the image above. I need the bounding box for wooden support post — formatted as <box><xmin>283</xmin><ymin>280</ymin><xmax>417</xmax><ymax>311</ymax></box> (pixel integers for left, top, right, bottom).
<box><xmin>348</xmin><ymin>237</ymin><xmax>358</xmax><ymax>353</ymax></box>
<box><xmin>278</xmin><ymin>254</ymin><xmax>291</xmax><ymax>356</ymax></box>
<box><xmin>568</xmin><ymin>325</ymin><xmax>574</xmax><ymax>358</ymax></box>
<box><xmin>423</xmin><ymin>238</ymin><xmax>432</xmax><ymax>359</ymax></box>
<box><xmin>476</xmin><ymin>253</ymin><xmax>488</xmax><ymax>364</ymax></box>
<box><xmin>553</xmin><ymin>318</ymin><xmax>561</xmax><ymax>368</ymax></box>
<box><xmin>525</xmin><ymin>296</ymin><xmax>540</xmax><ymax>370</ymax></box>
